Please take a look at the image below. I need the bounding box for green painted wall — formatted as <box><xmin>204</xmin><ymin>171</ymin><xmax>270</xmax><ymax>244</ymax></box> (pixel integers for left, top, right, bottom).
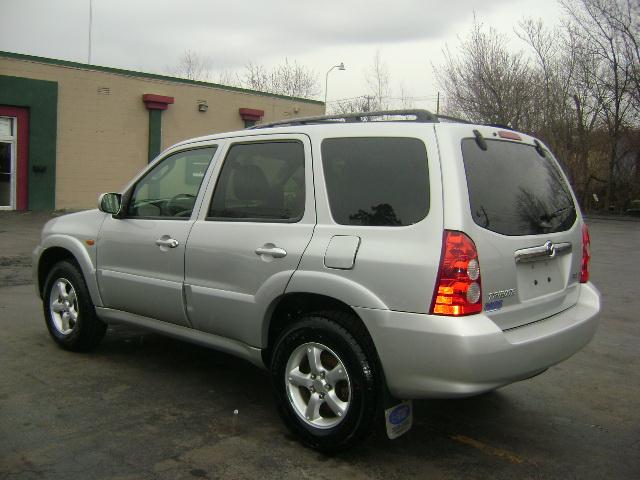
<box><xmin>0</xmin><ymin>75</ymin><xmax>58</xmax><ymax>210</ymax></box>
<box><xmin>148</xmin><ymin>109</ymin><xmax>162</xmax><ymax>163</ymax></box>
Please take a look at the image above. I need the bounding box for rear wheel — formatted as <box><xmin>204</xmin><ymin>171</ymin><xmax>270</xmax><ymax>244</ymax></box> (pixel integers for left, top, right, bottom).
<box><xmin>271</xmin><ymin>311</ymin><xmax>380</xmax><ymax>452</ymax></box>
<box><xmin>43</xmin><ymin>260</ymin><xmax>106</xmax><ymax>351</ymax></box>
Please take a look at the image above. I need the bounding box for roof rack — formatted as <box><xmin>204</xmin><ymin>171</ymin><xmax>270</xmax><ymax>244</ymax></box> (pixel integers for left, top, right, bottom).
<box><xmin>435</xmin><ymin>114</ymin><xmax>472</xmax><ymax>124</ymax></box>
<box><xmin>251</xmin><ymin>109</ymin><xmax>445</xmax><ymax>129</ymax></box>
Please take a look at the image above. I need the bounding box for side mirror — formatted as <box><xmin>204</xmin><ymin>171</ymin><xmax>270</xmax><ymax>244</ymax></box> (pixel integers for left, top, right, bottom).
<box><xmin>98</xmin><ymin>193</ymin><xmax>122</xmax><ymax>215</ymax></box>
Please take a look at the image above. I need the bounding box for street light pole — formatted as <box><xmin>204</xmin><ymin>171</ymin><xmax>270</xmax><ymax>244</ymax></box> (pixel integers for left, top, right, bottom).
<box><xmin>88</xmin><ymin>0</ymin><xmax>93</xmax><ymax>64</ymax></box>
<box><xmin>324</xmin><ymin>62</ymin><xmax>346</xmax><ymax>110</ymax></box>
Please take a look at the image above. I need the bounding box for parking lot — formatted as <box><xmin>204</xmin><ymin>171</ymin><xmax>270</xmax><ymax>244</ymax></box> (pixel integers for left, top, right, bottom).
<box><xmin>1</xmin><ymin>212</ymin><xmax>638</xmax><ymax>479</ymax></box>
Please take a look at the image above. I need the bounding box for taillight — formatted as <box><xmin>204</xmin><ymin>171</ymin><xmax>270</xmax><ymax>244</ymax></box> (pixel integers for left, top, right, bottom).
<box><xmin>581</xmin><ymin>223</ymin><xmax>590</xmax><ymax>283</ymax></box>
<box><xmin>430</xmin><ymin>230</ymin><xmax>482</xmax><ymax>316</ymax></box>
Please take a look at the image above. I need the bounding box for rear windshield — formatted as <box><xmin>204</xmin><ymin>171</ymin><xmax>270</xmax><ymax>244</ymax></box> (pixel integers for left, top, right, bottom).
<box><xmin>321</xmin><ymin>137</ymin><xmax>429</xmax><ymax>226</ymax></box>
<box><xmin>462</xmin><ymin>139</ymin><xmax>576</xmax><ymax>236</ymax></box>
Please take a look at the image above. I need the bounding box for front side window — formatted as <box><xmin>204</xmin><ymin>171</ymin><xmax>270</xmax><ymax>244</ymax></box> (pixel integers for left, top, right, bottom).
<box><xmin>208</xmin><ymin>141</ymin><xmax>305</xmax><ymax>222</ymax></box>
<box><xmin>127</xmin><ymin>147</ymin><xmax>216</xmax><ymax>218</ymax></box>
<box><xmin>321</xmin><ymin>137</ymin><xmax>430</xmax><ymax>226</ymax></box>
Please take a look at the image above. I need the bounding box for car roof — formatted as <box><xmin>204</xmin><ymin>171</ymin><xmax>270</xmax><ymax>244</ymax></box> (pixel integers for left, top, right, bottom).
<box><xmin>172</xmin><ymin>109</ymin><xmax>539</xmax><ymax>149</ymax></box>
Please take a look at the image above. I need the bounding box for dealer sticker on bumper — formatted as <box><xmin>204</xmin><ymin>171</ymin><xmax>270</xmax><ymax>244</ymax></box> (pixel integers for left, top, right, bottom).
<box><xmin>384</xmin><ymin>400</ymin><xmax>413</xmax><ymax>439</ymax></box>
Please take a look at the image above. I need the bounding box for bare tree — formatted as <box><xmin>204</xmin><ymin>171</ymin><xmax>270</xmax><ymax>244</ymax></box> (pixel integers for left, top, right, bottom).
<box><xmin>516</xmin><ymin>20</ymin><xmax>579</xmax><ymax>186</ymax></box>
<box><xmin>331</xmin><ymin>95</ymin><xmax>377</xmax><ymax>115</ymax></box>
<box><xmin>517</xmin><ymin>19</ymin><xmax>570</xmax><ymax>134</ymax></box>
<box><xmin>433</xmin><ymin>18</ymin><xmax>538</xmax><ymax>129</ymax></box>
<box><xmin>167</xmin><ymin>54</ymin><xmax>320</xmax><ymax>99</ymax></box>
<box><xmin>216</xmin><ymin>69</ymin><xmax>241</xmax><ymax>87</ymax></box>
<box><xmin>561</xmin><ymin>0</ymin><xmax>636</xmax><ymax>208</ymax></box>
<box><xmin>238</xmin><ymin>59</ymin><xmax>320</xmax><ymax>99</ymax></box>
<box><xmin>365</xmin><ymin>50</ymin><xmax>392</xmax><ymax>110</ymax></box>
<box><xmin>431</xmin><ymin>5</ymin><xmax>638</xmax><ymax>211</ymax></box>
<box><xmin>166</xmin><ymin>50</ymin><xmax>213</xmax><ymax>81</ymax></box>
<box><xmin>627</xmin><ymin>18</ymin><xmax>640</xmax><ymax>115</ymax></box>
<box><xmin>397</xmin><ymin>83</ymin><xmax>415</xmax><ymax>110</ymax></box>
<box><xmin>329</xmin><ymin>52</ymin><xmax>404</xmax><ymax>114</ymax></box>
<box><xmin>611</xmin><ymin>0</ymin><xmax>640</xmax><ymax>116</ymax></box>
<box><xmin>240</xmin><ymin>62</ymin><xmax>270</xmax><ymax>92</ymax></box>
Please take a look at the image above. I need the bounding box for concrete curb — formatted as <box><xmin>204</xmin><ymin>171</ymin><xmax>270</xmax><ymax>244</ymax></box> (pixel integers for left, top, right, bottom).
<box><xmin>585</xmin><ymin>214</ymin><xmax>640</xmax><ymax>222</ymax></box>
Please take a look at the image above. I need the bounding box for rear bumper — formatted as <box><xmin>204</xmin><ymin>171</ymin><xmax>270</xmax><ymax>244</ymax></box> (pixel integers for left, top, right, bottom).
<box><xmin>355</xmin><ymin>282</ymin><xmax>600</xmax><ymax>399</ymax></box>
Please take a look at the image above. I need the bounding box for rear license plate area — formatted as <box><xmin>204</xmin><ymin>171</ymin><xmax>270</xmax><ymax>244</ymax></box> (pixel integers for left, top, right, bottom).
<box><xmin>516</xmin><ymin>259</ymin><xmax>565</xmax><ymax>301</ymax></box>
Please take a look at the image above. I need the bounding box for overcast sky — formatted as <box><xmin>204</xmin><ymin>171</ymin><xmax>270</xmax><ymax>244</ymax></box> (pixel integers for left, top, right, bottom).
<box><xmin>2</xmin><ymin>0</ymin><xmax>563</xmax><ymax>109</ymax></box>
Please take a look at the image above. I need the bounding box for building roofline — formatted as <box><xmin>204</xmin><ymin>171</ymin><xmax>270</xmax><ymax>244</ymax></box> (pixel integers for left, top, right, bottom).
<box><xmin>0</xmin><ymin>50</ymin><xmax>324</xmax><ymax>106</ymax></box>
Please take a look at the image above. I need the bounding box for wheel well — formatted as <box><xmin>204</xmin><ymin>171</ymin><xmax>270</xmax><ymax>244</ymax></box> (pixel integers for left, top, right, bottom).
<box><xmin>37</xmin><ymin>247</ymin><xmax>76</xmax><ymax>298</ymax></box>
<box><xmin>262</xmin><ymin>293</ymin><xmax>376</xmax><ymax>367</ymax></box>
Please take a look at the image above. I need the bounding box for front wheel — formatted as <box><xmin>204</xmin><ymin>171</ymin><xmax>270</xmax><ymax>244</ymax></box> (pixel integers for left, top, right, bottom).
<box><xmin>270</xmin><ymin>312</ymin><xmax>380</xmax><ymax>452</ymax></box>
<box><xmin>43</xmin><ymin>260</ymin><xmax>106</xmax><ymax>351</ymax></box>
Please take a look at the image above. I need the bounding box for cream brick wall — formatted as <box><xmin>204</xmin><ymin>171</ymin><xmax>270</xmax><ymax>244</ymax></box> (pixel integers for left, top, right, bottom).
<box><xmin>0</xmin><ymin>57</ymin><xmax>323</xmax><ymax>209</ymax></box>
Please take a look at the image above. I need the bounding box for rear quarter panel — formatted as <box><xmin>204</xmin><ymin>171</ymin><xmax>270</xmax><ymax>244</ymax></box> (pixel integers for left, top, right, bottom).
<box><xmin>289</xmin><ymin>124</ymin><xmax>444</xmax><ymax>314</ymax></box>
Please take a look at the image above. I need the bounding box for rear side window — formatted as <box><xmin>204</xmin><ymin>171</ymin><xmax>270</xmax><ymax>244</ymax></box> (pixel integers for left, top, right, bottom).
<box><xmin>462</xmin><ymin>139</ymin><xmax>576</xmax><ymax>236</ymax></box>
<box><xmin>321</xmin><ymin>137</ymin><xmax>430</xmax><ymax>226</ymax></box>
<box><xmin>208</xmin><ymin>141</ymin><xmax>305</xmax><ymax>222</ymax></box>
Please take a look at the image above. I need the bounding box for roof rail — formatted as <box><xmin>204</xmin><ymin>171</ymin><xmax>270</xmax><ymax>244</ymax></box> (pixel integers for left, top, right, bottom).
<box><xmin>486</xmin><ymin>123</ymin><xmax>513</xmax><ymax>130</ymax></box>
<box><xmin>251</xmin><ymin>109</ymin><xmax>440</xmax><ymax>129</ymax></box>
<box><xmin>435</xmin><ymin>114</ymin><xmax>472</xmax><ymax>124</ymax></box>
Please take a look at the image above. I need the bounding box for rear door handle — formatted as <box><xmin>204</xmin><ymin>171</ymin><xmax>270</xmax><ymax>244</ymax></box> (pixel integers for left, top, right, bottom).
<box><xmin>255</xmin><ymin>244</ymin><xmax>287</xmax><ymax>258</ymax></box>
<box><xmin>156</xmin><ymin>237</ymin><xmax>179</xmax><ymax>248</ymax></box>
<box><xmin>514</xmin><ymin>241</ymin><xmax>571</xmax><ymax>263</ymax></box>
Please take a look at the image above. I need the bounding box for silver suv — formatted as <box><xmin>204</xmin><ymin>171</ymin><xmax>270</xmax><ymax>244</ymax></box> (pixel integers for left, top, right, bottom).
<box><xmin>34</xmin><ymin>110</ymin><xmax>600</xmax><ymax>451</ymax></box>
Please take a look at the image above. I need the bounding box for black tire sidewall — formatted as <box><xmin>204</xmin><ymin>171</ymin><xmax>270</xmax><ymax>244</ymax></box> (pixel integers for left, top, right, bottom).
<box><xmin>271</xmin><ymin>314</ymin><xmax>378</xmax><ymax>451</ymax></box>
<box><xmin>42</xmin><ymin>260</ymin><xmax>102</xmax><ymax>350</ymax></box>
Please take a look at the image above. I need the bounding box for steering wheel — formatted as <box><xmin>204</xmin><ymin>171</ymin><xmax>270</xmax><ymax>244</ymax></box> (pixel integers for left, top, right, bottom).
<box><xmin>165</xmin><ymin>193</ymin><xmax>196</xmax><ymax>216</ymax></box>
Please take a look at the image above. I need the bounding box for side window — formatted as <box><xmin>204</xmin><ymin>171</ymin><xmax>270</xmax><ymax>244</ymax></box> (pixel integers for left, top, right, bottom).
<box><xmin>321</xmin><ymin>137</ymin><xmax>430</xmax><ymax>226</ymax></box>
<box><xmin>208</xmin><ymin>141</ymin><xmax>305</xmax><ymax>222</ymax></box>
<box><xmin>127</xmin><ymin>147</ymin><xmax>216</xmax><ymax>218</ymax></box>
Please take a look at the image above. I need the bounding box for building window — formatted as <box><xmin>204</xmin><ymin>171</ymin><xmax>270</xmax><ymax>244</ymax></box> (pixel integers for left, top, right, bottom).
<box><xmin>239</xmin><ymin>108</ymin><xmax>264</xmax><ymax>128</ymax></box>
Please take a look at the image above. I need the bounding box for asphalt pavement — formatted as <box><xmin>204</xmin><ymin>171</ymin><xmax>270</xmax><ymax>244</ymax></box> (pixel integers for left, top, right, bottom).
<box><xmin>0</xmin><ymin>212</ymin><xmax>638</xmax><ymax>479</ymax></box>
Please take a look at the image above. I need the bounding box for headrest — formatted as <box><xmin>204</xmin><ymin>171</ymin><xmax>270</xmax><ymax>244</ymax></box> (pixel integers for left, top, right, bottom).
<box><xmin>232</xmin><ymin>164</ymin><xmax>271</xmax><ymax>202</ymax></box>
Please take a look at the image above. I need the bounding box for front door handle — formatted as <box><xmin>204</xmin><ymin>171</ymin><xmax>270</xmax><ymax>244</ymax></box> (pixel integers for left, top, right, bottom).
<box><xmin>156</xmin><ymin>237</ymin><xmax>179</xmax><ymax>248</ymax></box>
<box><xmin>255</xmin><ymin>244</ymin><xmax>287</xmax><ymax>258</ymax></box>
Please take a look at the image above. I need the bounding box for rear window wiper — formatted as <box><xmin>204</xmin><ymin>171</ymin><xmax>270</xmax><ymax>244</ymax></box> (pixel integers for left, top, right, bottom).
<box><xmin>539</xmin><ymin>205</ymin><xmax>574</xmax><ymax>225</ymax></box>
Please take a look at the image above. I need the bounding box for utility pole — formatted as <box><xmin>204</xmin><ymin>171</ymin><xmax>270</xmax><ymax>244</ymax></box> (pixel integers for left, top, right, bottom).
<box><xmin>436</xmin><ymin>92</ymin><xmax>440</xmax><ymax>115</ymax></box>
<box><xmin>88</xmin><ymin>0</ymin><xmax>93</xmax><ymax>64</ymax></box>
<box><xmin>363</xmin><ymin>95</ymin><xmax>374</xmax><ymax>112</ymax></box>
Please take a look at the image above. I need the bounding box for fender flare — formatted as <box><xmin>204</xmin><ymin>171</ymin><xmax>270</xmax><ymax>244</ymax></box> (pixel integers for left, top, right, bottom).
<box><xmin>284</xmin><ymin>270</ymin><xmax>388</xmax><ymax>311</ymax></box>
<box><xmin>259</xmin><ymin>269</ymin><xmax>389</xmax><ymax>354</ymax></box>
<box><xmin>39</xmin><ymin>234</ymin><xmax>103</xmax><ymax>307</ymax></box>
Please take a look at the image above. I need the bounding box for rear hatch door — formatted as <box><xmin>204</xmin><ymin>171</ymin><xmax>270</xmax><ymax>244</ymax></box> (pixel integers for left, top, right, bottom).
<box><xmin>458</xmin><ymin>130</ymin><xmax>583</xmax><ymax>330</ymax></box>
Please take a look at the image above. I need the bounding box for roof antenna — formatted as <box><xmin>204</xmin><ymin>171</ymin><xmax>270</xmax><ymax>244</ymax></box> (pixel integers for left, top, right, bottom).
<box><xmin>473</xmin><ymin>129</ymin><xmax>487</xmax><ymax>151</ymax></box>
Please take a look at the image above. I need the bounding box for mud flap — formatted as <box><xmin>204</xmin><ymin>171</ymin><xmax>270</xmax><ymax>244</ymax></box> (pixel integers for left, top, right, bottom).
<box><xmin>384</xmin><ymin>400</ymin><xmax>413</xmax><ymax>439</ymax></box>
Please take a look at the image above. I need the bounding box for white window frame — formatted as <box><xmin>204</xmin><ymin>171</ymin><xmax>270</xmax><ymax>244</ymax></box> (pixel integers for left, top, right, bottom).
<box><xmin>0</xmin><ymin>116</ymin><xmax>17</xmax><ymax>210</ymax></box>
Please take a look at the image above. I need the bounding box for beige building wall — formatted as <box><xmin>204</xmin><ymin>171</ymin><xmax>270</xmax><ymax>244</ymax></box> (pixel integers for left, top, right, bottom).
<box><xmin>0</xmin><ymin>56</ymin><xmax>323</xmax><ymax>209</ymax></box>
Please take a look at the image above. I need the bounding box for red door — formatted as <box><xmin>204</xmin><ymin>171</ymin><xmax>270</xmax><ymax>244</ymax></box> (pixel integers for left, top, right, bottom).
<box><xmin>0</xmin><ymin>106</ymin><xmax>29</xmax><ymax>210</ymax></box>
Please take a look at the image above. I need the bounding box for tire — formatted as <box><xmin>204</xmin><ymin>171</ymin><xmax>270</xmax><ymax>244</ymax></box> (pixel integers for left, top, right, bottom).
<box><xmin>270</xmin><ymin>311</ymin><xmax>380</xmax><ymax>452</ymax></box>
<box><xmin>42</xmin><ymin>260</ymin><xmax>107</xmax><ymax>351</ymax></box>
